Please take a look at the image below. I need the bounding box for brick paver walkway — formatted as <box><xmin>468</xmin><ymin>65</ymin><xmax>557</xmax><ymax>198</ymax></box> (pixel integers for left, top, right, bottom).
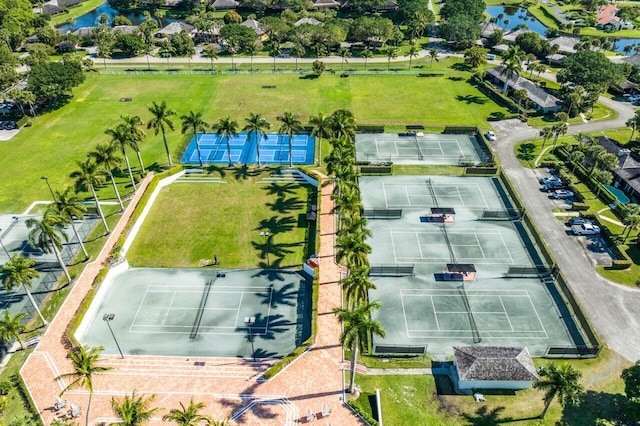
<box><xmin>21</xmin><ymin>173</ymin><xmax>364</xmax><ymax>425</ymax></box>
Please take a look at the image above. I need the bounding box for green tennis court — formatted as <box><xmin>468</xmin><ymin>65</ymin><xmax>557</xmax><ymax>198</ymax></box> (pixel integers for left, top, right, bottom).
<box><xmin>355</xmin><ymin>133</ymin><xmax>487</xmax><ymax>165</ymax></box>
<box><xmin>77</xmin><ymin>268</ymin><xmax>312</xmax><ymax>359</ymax></box>
<box><xmin>359</xmin><ymin>175</ymin><xmax>587</xmax><ymax>356</ymax></box>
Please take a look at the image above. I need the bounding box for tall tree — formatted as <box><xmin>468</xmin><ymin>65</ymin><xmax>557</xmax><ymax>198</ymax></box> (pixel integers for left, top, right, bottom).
<box><xmin>0</xmin><ymin>256</ymin><xmax>47</xmax><ymax>325</ymax></box>
<box><xmin>360</xmin><ymin>47</ymin><xmax>373</xmax><ymax>71</ymax></box>
<box><xmin>341</xmin><ymin>267</ymin><xmax>375</xmax><ymax>309</ymax></box>
<box><xmin>56</xmin><ymin>345</ymin><xmax>112</xmax><ymax>426</ymax></box>
<box><xmin>621</xmin><ymin>360</ymin><xmax>640</xmax><ymax>405</ymax></box>
<box><xmin>539</xmin><ymin>126</ymin><xmax>554</xmax><ymax>152</ymax></box>
<box><xmin>147</xmin><ymin>101</ymin><xmax>177</xmax><ymax>166</ymax></box>
<box><xmin>51</xmin><ymin>187</ymin><xmax>89</xmax><ymax>260</ymax></box>
<box><xmin>212</xmin><ymin>117</ymin><xmax>239</xmax><ymax>168</ymax></box>
<box><xmin>309</xmin><ymin>112</ymin><xmax>332</xmax><ymax>166</ymax></box>
<box><xmin>202</xmin><ymin>44</ymin><xmax>219</xmax><ymax>70</ymax></box>
<box><xmin>334</xmin><ymin>301</ymin><xmax>385</xmax><ymax>393</ymax></box>
<box><xmin>627</xmin><ymin>110</ymin><xmax>640</xmax><ymax>142</ymax></box>
<box><xmin>89</xmin><ymin>143</ymin><xmax>125</xmax><ymax>212</ymax></box>
<box><xmin>277</xmin><ymin>111</ymin><xmax>303</xmax><ymax>167</ymax></box>
<box><xmin>162</xmin><ymin>398</ymin><xmax>212</xmax><ymax>425</ymax></box>
<box><xmin>336</xmin><ymin>232</ymin><xmax>371</xmax><ymax>269</ymax></box>
<box><xmin>407</xmin><ymin>44</ymin><xmax>419</xmax><ymax>70</ymax></box>
<box><xmin>111</xmin><ymin>391</ymin><xmax>159</xmax><ymax>426</ymax></box>
<box><xmin>70</xmin><ymin>158</ymin><xmax>110</xmax><ymax>234</ymax></box>
<box><xmin>330</xmin><ymin>109</ymin><xmax>357</xmax><ymax>142</ymax></box>
<box><xmin>0</xmin><ymin>310</ymin><xmax>27</xmax><ymax>350</ymax></box>
<box><xmin>120</xmin><ymin>115</ymin><xmax>147</xmax><ymax>174</ymax></box>
<box><xmin>533</xmin><ymin>363</ymin><xmax>584</xmax><ymax>419</ymax></box>
<box><xmin>384</xmin><ymin>46</ymin><xmax>398</xmax><ymax>71</ymax></box>
<box><xmin>26</xmin><ymin>212</ymin><xmax>72</xmax><ymax>285</ymax></box>
<box><xmin>106</xmin><ymin>124</ymin><xmax>137</xmax><ymax>191</ymax></box>
<box><xmin>181</xmin><ymin>111</ymin><xmax>209</xmax><ymax>168</ymax></box>
<box><xmin>243</xmin><ymin>113</ymin><xmax>271</xmax><ymax>168</ymax></box>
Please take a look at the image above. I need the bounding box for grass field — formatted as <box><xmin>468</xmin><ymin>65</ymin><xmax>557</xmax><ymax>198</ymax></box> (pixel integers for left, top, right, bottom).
<box><xmin>351</xmin><ymin>349</ymin><xmax>634</xmax><ymax>425</ymax></box>
<box><xmin>0</xmin><ymin>62</ymin><xmax>507</xmax><ymax>213</ymax></box>
<box><xmin>126</xmin><ymin>169</ymin><xmax>315</xmax><ymax>268</ymax></box>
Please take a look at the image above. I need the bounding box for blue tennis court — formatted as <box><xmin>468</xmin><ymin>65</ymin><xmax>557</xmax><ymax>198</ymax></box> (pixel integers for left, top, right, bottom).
<box><xmin>180</xmin><ymin>132</ymin><xmax>315</xmax><ymax>165</ymax></box>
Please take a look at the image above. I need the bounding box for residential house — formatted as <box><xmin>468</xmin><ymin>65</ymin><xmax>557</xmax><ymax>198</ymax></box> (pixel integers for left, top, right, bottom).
<box><xmin>453</xmin><ymin>346</ymin><xmax>538</xmax><ymax>390</ymax></box>
<box><xmin>155</xmin><ymin>22</ymin><xmax>195</xmax><ymax>39</ymax></box>
<box><xmin>547</xmin><ymin>36</ymin><xmax>578</xmax><ymax>55</ymax></box>
<box><xmin>241</xmin><ymin>19</ymin><xmax>268</xmax><ymax>39</ymax></box>
<box><xmin>479</xmin><ymin>21</ymin><xmax>503</xmax><ymax>39</ymax></box>
<box><xmin>596</xmin><ymin>4</ymin><xmax>634</xmax><ymax>31</ymax></box>
<box><xmin>112</xmin><ymin>25</ymin><xmax>139</xmax><ymax>35</ymax></box>
<box><xmin>295</xmin><ymin>17</ymin><xmax>322</xmax><ymax>27</ymax></box>
<box><xmin>596</xmin><ymin>136</ymin><xmax>640</xmax><ymax>201</ymax></box>
<box><xmin>502</xmin><ymin>29</ymin><xmax>539</xmax><ymax>45</ymax></box>
<box><xmin>212</xmin><ymin>0</ymin><xmax>239</xmax><ymax>8</ymax></box>
<box><xmin>312</xmin><ymin>0</ymin><xmax>340</xmax><ymax>8</ymax></box>
<box><xmin>486</xmin><ymin>66</ymin><xmax>563</xmax><ymax>113</ymax></box>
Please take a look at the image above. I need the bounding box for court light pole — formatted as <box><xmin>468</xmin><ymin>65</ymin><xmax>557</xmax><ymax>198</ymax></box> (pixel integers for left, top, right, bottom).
<box><xmin>260</xmin><ymin>231</ymin><xmax>270</xmax><ymax>268</ymax></box>
<box><xmin>244</xmin><ymin>316</ymin><xmax>256</xmax><ymax>362</ymax></box>
<box><xmin>103</xmin><ymin>313</ymin><xmax>124</xmax><ymax>359</ymax></box>
<box><xmin>40</xmin><ymin>176</ymin><xmax>56</xmax><ymax>203</ymax></box>
<box><xmin>0</xmin><ymin>229</ymin><xmax>10</xmax><ymax>257</ymax></box>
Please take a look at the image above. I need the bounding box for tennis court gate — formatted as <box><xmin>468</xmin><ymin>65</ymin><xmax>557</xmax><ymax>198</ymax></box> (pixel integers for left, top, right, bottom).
<box><xmin>373</xmin><ymin>344</ymin><xmax>427</xmax><ymax>355</ymax></box>
<box><xmin>369</xmin><ymin>264</ymin><xmax>415</xmax><ymax>276</ymax></box>
<box><xmin>504</xmin><ymin>264</ymin><xmax>557</xmax><ymax>278</ymax></box>
<box><xmin>479</xmin><ymin>208</ymin><xmax>523</xmax><ymax>221</ymax></box>
<box><xmin>362</xmin><ymin>208</ymin><xmax>403</xmax><ymax>219</ymax></box>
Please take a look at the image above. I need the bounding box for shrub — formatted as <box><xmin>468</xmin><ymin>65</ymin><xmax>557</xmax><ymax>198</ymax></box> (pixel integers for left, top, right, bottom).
<box><xmin>610</xmin><ymin>259</ymin><xmax>632</xmax><ymax>270</ymax></box>
<box><xmin>572</xmin><ymin>202</ymin><xmax>590</xmax><ymax>211</ymax></box>
<box><xmin>0</xmin><ymin>380</ymin><xmax>12</xmax><ymax>396</ymax></box>
<box><xmin>347</xmin><ymin>400</ymin><xmax>379</xmax><ymax>426</ymax></box>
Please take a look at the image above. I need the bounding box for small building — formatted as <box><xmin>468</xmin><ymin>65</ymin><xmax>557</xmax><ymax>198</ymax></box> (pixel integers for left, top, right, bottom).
<box><xmin>72</xmin><ymin>27</ymin><xmax>94</xmax><ymax>38</ymax></box>
<box><xmin>545</xmin><ymin>53</ymin><xmax>566</xmax><ymax>66</ymax></box>
<box><xmin>596</xmin><ymin>136</ymin><xmax>640</xmax><ymax>201</ymax></box>
<box><xmin>212</xmin><ymin>0</ymin><xmax>239</xmax><ymax>8</ymax></box>
<box><xmin>479</xmin><ymin>22</ymin><xmax>503</xmax><ymax>39</ymax></box>
<box><xmin>112</xmin><ymin>25</ymin><xmax>139</xmax><ymax>35</ymax></box>
<box><xmin>445</xmin><ymin>263</ymin><xmax>476</xmax><ymax>281</ymax></box>
<box><xmin>548</xmin><ymin>36</ymin><xmax>579</xmax><ymax>55</ymax></box>
<box><xmin>312</xmin><ymin>0</ymin><xmax>340</xmax><ymax>8</ymax></box>
<box><xmin>502</xmin><ymin>29</ymin><xmax>539</xmax><ymax>45</ymax></box>
<box><xmin>156</xmin><ymin>22</ymin><xmax>195</xmax><ymax>38</ymax></box>
<box><xmin>485</xmin><ymin>66</ymin><xmax>563</xmax><ymax>113</ymax></box>
<box><xmin>425</xmin><ymin>207</ymin><xmax>455</xmax><ymax>222</ymax></box>
<box><xmin>596</xmin><ymin>4</ymin><xmax>634</xmax><ymax>31</ymax></box>
<box><xmin>453</xmin><ymin>346</ymin><xmax>539</xmax><ymax>390</ymax></box>
<box><xmin>295</xmin><ymin>17</ymin><xmax>322</xmax><ymax>27</ymax></box>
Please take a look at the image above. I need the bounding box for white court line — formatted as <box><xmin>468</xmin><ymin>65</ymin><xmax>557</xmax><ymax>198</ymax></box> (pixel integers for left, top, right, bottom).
<box><xmin>383</xmin><ymin>184</ymin><xmax>389</xmax><ymax>209</ymax></box>
<box><xmin>161</xmin><ymin>292</ymin><xmax>178</xmax><ymax>326</ymax></box>
<box><xmin>390</xmin><ymin>229</ymin><xmax>399</xmax><ymax>264</ymax></box>
<box><xmin>525</xmin><ymin>293</ymin><xmax>549</xmax><ymax>338</ymax></box>
<box><xmin>234</xmin><ymin>291</ymin><xmax>244</xmax><ymax>328</ymax></box>
<box><xmin>430</xmin><ymin>296</ymin><xmax>440</xmax><ymax>331</ymax></box>
<box><xmin>400</xmin><ymin>293</ymin><xmax>410</xmax><ymax>338</ymax></box>
<box><xmin>497</xmin><ymin>231</ymin><xmax>515</xmax><ymax>264</ymax></box>
<box><xmin>454</xmin><ymin>187</ymin><xmax>465</xmax><ymax>206</ymax></box>
<box><xmin>401</xmin><ymin>288</ymin><xmax>529</xmax><ymax>295</ymax></box>
<box><xmin>477</xmin><ymin>184</ymin><xmax>490</xmax><ymax>209</ymax></box>
<box><xmin>404</xmin><ymin>185</ymin><xmax>411</xmax><ymax>206</ymax></box>
<box><xmin>499</xmin><ymin>296</ymin><xmax>514</xmax><ymax>331</ymax></box>
<box><xmin>474</xmin><ymin>234</ymin><xmax>486</xmax><ymax>259</ymax></box>
<box><xmin>435</xmin><ymin>310</ymin><xmax>507</xmax><ymax>315</ymax></box>
<box><xmin>415</xmin><ymin>233</ymin><xmax>424</xmax><ymax>259</ymax></box>
<box><xmin>130</xmin><ymin>286</ymin><xmax>152</xmax><ymax>332</ymax></box>
<box><xmin>435</xmin><ymin>141</ymin><xmax>445</xmax><ymax>156</ymax></box>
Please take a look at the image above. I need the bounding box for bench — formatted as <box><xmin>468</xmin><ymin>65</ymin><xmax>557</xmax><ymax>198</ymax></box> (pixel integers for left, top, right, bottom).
<box><xmin>185</xmin><ymin>168</ymin><xmax>204</xmax><ymax>174</ymax></box>
<box><xmin>25</xmin><ymin>336</ymin><xmax>40</xmax><ymax>348</ymax></box>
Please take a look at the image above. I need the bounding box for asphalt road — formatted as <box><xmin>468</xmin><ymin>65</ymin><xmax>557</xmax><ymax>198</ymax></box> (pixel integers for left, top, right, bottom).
<box><xmin>490</xmin><ymin>112</ymin><xmax>640</xmax><ymax>362</ymax></box>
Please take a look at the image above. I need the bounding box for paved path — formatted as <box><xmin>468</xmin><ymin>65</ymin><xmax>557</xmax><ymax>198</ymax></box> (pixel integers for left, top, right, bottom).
<box><xmin>20</xmin><ymin>173</ymin><xmax>363</xmax><ymax>425</ymax></box>
<box><xmin>490</xmin><ymin>117</ymin><xmax>640</xmax><ymax>362</ymax></box>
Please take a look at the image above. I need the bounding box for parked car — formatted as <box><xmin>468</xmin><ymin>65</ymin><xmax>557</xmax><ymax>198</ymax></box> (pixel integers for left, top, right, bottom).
<box><xmin>486</xmin><ymin>54</ymin><xmax>496</xmax><ymax>60</ymax></box>
<box><xmin>571</xmin><ymin>223</ymin><xmax>601</xmax><ymax>235</ymax></box>
<box><xmin>4</xmin><ymin>121</ymin><xmax>16</xmax><ymax>130</ymax></box>
<box><xmin>540</xmin><ymin>176</ymin><xmax>562</xmax><ymax>186</ymax></box>
<box><xmin>485</xmin><ymin>131</ymin><xmax>496</xmax><ymax>141</ymax></box>
<box><xmin>567</xmin><ymin>217</ymin><xmax>592</xmax><ymax>226</ymax></box>
<box><xmin>549</xmin><ymin>189</ymin><xmax>574</xmax><ymax>199</ymax></box>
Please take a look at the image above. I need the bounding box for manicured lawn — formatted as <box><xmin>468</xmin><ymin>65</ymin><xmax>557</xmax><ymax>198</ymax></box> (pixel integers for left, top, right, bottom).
<box><xmin>351</xmin><ymin>349</ymin><xmax>634</xmax><ymax>425</ymax></box>
<box><xmin>0</xmin><ymin>67</ymin><xmax>507</xmax><ymax>213</ymax></box>
<box><xmin>50</xmin><ymin>0</ymin><xmax>105</xmax><ymax>26</ymax></box>
<box><xmin>126</xmin><ymin>170</ymin><xmax>315</xmax><ymax>268</ymax></box>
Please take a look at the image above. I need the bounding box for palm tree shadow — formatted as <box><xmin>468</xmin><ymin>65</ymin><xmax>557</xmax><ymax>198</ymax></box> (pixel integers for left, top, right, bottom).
<box><xmin>256</xmin><ymin>283</ymin><xmax>297</xmax><ymax>308</ymax></box>
<box><xmin>262</xmin><ymin>182</ymin><xmax>297</xmax><ymax>198</ymax></box>
<box><xmin>560</xmin><ymin>390</ymin><xmax>635</xmax><ymax>425</ymax></box>
<box><xmin>233</xmin><ymin>164</ymin><xmax>261</xmax><ymax>180</ymax></box>
<box><xmin>456</xmin><ymin>94</ymin><xmax>488</xmax><ymax>105</ymax></box>
<box><xmin>256</xmin><ymin>216</ymin><xmax>297</xmax><ymax>234</ymax></box>
<box><xmin>266</xmin><ymin>196</ymin><xmax>303</xmax><ymax>214</ymax></box>
<box><xmin>205</xmin><ymin>165</ymin><xmax>227</xmax><ymax>178</ymax></box>
<box><xmin>462</xmin><ymin>405</ymin><xmax>511</xmax><ymax>425</ymax></box>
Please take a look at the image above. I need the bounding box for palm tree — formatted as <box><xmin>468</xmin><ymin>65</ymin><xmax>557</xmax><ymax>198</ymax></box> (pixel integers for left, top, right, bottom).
<box><xmin>360</xmin><ymin>48</ymin><xmax>373</xmax><ymax>71</ymax></box>
<box><xmin>26</xmin><ymin>212</ymin><xmax>72</xmax><ymax>285</ymax></box>
<box><xmin>330</xmin><ymin>109</ymin><xmax>356</xmax><ymax>142</ymax></box>
<box><xmin>291</xmin><ymin>43</ymin><xmax>305</xmax><ymax>70</ymax></box>
<box><xmin>0</xmin><ymin>310</ymin><xmax>27</xmax><ymax>350</ymax></box>
<box><xmin>551</xmin><ymin>122</ymin><xmax>568</xmax><ymax>151</ymax></box>
<box><xmin>539</xmin><ymin>126</ymin><xmax>554</xmax><ymax>152</ymax></box>
<box><xmin>384</xmin><ymin>46</ymin><xmax>398</xmax><ymax>71</ymax></box>
<box><xmin>181</xmin><ymin>111</ymin><xmax>209</xmax><ymax>168</ymax></box>
<box><xmin>0</xmin><ymin>255</ymin><xmax>47</xmax><ymax>325</ymax></box>
<box><xmin>56</xmin><ymin>345</ymin><xmax>112</xmax><ymax>426</ymax></box>
<box><xmin>334</xmin><ymin>301</ymin><xmax>385</xmax><ymax>393</ymax></box>
<box><xmin>533</xmin><ymin>362</ymin><xmax>584</xmax><ymax>419</ymax></box>
<box><xmin>147</xmin><ymin>101</ymin><xmax>177</xmax><ymax>166</ymax></box>
<box><xmin>336</xmin><ymin>232</ymin><xmax>371</xmax><ymax>269</ymax></box>
<box><xmin>277</xmin><ymin>111</ymin><xmax>303</xmax><ymax>167</ymax></box>
<box><xmin>268</xmin><ymin>41</ymin><xmax>281</xmax><ymax>71</ymax></box>
<box><xmin>309</xmin><ymin>112</ymin><xmax>332</xmax><ymax>166</ymax></box>
<box><xmin>70</xmin><ymin>158</ymin><xmax>110</xmax><ymax>234</ymax></box>
<box><xmin>51</xmin><ymin>187</ymin><xmax>89</xmax><ymax>260</ymax></box>
<box><xmin>162</xmin><ymin>398</ymin><xmax>212</xmax><ymax>425</ymax></box>
<box><xmin>202</xmin><ymin>44</ymin><xmax>219</xmax><ymax>70</ymax></box>
<box><xmin>428</xmin><ymin>48</ymin><xmax>439</xmax><ymax>66</ymax></box>
<box><xmin>626</xmin><ymin>110</ymin><xmax>640</xmax><ymax>141</ymax></box>
<box><xmin>338</xmin><ymin>47</ymin><xmax>350</xmax><ymax>71</ymax></box>
<box><xmin>111</xmin><ymin>391</ymin><xmax>159</xmax><ymax>426</ymax></box>
<box><xmin>408</xmin><ymin>44</ymin><xmax>419</xmax><ymax>70</ymax></box>
<box><xmin>341</xmin><ymin>268</ymin><xmax>375</xmax><ymax>309</ymax></box>
<box><xmin>212</xmin><ymin>117</ymin><xmax>239</xmax><ymax>167</ymax></box>
<box><xmin>243</xmin><ymin>113</ymin><xmax>270</xmax><ymax>168</ymax></box>
<box><xmin>89</xmin><ymin>142</ymin><xmax>125</xmax><ymax>212</ymax></box>
<box><xmin>121</xmin><ymin>115</ymin><xmax>146</xmax><ymax>174</ymax></box>
<box><xmin>500</xmin><ymin>57</ymin><xmax>522</xmax><ymax>93</ymax></box>
<box><xmin>106</xmin><ymin>124</ymin><xmax>137</xmax><ymax>191</ymax></box>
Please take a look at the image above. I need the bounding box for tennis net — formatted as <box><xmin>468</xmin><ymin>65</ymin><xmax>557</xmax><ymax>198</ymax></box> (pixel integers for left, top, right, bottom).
<box><xmin>190</xmin><ymin>279</ymin><xmax>213</xmax><ymax>339</ymax></box>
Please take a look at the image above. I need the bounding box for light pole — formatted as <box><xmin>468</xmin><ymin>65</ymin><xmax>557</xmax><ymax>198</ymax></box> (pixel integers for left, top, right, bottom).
<box><xmin>103</xmin><ymin>313</ymin><xmax>124</xmax><ymax>359</ymax></box>
<box><xmin>40</xmin><ymin>176</ymin><xmax>56</xmax><ymax>203</ymax></box>
<box><xmin>244</xmin><ymin>316</ymin><xmax>256</xmax><ymax>362</ymax></box>
<box><xmin>260</xmin><ymin>231</ymin><xmax>270</xmax><ymax>268</ymax></box>
<box><xmin>0</xmin><ymin>229</ymin><xmax>10</xmax><ymax>258</ymax></box>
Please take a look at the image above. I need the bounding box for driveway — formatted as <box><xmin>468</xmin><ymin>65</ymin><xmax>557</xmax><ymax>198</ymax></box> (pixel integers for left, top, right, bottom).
<box><xmin>491</xmin><ymin>119</ymin><xmax>640</xmax><ymax>362</ymax></box>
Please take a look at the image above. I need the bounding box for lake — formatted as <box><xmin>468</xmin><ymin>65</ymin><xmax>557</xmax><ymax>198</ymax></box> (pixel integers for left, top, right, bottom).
<box><xmin>486</xmin><ymin>6</ymin><xmax>548</xmax><ymax>36</ymax></box>
<box><xmin>58</xmin><ymin>2</ymin><xmax>176</xmax><ymax>29</ymax></box>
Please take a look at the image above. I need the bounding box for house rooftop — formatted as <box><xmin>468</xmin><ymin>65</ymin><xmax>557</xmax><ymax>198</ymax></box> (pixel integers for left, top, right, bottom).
<box><xmin>548</xmin><ymin>36</ymin><xmax>578</xmax><ymax>54</ymax></box>
<box><xmin>241</xmin><ymin>19</ymin><xmax>266</xmax><ymax>35</ymax></box>
<box><xmin>486</xmin><ymin>66</ymin><xmax>562</xmax><ymax>110</ymax></box>
<box><xmin>157</xmin><ymin>22</ymin><xmax>194</xmax><ymax>36</ymax></box>
<box><xmin>295</xmin><ymin>17</ymin><xmax>322</xmax><ymax>26</ymax></box>
<box><xmin>598</xmin><ymin>4</ymin><xmax>620</xmax><ymax>26</ymax></box>
<box><xmin>454</xmin><ymin>346</ymin><xmax>538</xmax><ymax>381</ymax></box>
<box><xmin>479</xmin><ymin>22</ymin><xmax>504</xmax><ymax>38</ymax></box>
<box><xmin>212</xmin><ymin>0</ymin><xmax>239</xmax><ymax>8</ymax></box>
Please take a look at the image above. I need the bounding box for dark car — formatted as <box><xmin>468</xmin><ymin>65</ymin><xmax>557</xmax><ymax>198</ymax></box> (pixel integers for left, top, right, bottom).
<box><xmin>567</xmin><ymin>217</ymin><xmax>592</xmax><ymax>226</ymax></box>
<box><xmin>550</xmin><ymin>189</ymin><xmax>574</xmax><ymax>199</ymax></box>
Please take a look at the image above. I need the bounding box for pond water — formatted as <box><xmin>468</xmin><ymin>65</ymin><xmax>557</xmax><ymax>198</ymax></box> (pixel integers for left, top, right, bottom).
<box><xmin>58</xmin><ymin>2</ymin><xmax>176</xmax><ymax>30</ymax></box>
<box><xmin>486</xmin><ymin>6</ymin><xmax>548</xmax><ymax>36</ymax></box>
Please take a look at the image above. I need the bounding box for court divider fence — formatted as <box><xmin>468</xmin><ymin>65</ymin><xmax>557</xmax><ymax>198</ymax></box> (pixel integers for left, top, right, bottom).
<box><xmin>373</xmin><ymin>344</ymin><xmax>427</xmax><ymax>355</ymax></box>
<box><xmin>368</xmin><ymin>264</ymin><xmax>415</xmax><ymax>276</ymax></box>
<box><xmin>362</xmin><ymin>208</ymin><xmax>403</xmax><ymax>219</ymax></box>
